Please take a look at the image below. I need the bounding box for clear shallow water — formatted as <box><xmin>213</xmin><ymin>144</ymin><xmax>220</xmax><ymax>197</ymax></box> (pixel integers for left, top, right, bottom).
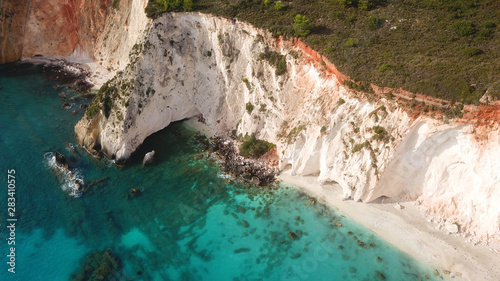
<box><xmin>0</xmin><ymin>64</ymin><xmax>439</xmax><ymax>280</ymax></box>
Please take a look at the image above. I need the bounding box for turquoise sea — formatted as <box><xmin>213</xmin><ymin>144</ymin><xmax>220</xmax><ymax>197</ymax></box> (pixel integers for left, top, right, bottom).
<box><xmin>0</xmin><ymin>64</ymin><xmax>440</xmax><ymax>280</ymax></box>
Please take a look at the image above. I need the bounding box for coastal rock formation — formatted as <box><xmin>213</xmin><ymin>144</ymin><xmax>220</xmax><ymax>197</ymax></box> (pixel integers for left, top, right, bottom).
<box><xmin>1</xmin><ymin>1</ymin><xmax>499</xmax><ymax>245</ymax></box>
<box><xmin>142</xmin><ymin>150</ymin><xmax>155</xmax><ymax>166</ymax></box>
<box><xmin>71</xmin><ymin>12</ymin><xmax>500</xmax><ymax>243</ymax></box>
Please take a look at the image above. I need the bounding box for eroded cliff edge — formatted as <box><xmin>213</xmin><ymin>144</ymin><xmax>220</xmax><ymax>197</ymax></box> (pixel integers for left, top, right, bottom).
<box><xmin>72</xmin><ymin>12</ymin><xmax>500</xmax><ymax>244</ymax></box>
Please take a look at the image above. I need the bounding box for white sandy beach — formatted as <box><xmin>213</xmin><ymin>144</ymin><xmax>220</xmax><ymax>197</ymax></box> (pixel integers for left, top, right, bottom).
<box><xmin>278</xmin><ymin>170</ymin><xmax>500</xmax><ymax>281</ymax></box>
<box><xmin>184</xmin><ymin>117</ymin><xmax>500</xmax><ymax>280</ymax></box>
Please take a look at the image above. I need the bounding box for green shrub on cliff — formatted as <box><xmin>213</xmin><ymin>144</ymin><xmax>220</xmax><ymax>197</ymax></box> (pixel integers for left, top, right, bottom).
<box><xmin>259</xmin><ymin>49</ymin><xmax>287</xmax><ymax>75</ymax></box>
<box><xmin>239</xmin><ymin>134</ymin><xmax>276</xmax><ymax>158</ymax></box>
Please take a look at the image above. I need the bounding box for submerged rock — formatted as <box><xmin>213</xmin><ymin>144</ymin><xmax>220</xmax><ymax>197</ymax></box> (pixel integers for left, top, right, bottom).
<box><xmin>234</xmin><ymin>248</ymin><xmax>251</xmax><ymax>254</ymax></box>
<box><xmin>142</xmin><ymin>150</ymin><xmax>155</xmax><ymax>166</ymax></box>
<box><xmin>242</xmin><ymin>220</ymin><xmax>249</xmax><ymax>228</ymax></box>
<box><xmin>375</xmin><ymin>271</ymin><xmax>386</xmax><ymax>280</ymax></box>
<box><xmin>70</xmin><ymin>250</ymin><xmax>121</xmax><ymax>281</ymax></box>
<box><xmin>288</xmin><ymin>231</ymin><xmax>298</xmax><ymax>240</ymax></box>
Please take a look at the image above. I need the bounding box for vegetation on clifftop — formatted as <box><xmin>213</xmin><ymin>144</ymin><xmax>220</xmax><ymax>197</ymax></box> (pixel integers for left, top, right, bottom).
<box><xmin>146</xmin><ymin>0</ymin><xmax>499</xmax><ymax>104</ymax></box>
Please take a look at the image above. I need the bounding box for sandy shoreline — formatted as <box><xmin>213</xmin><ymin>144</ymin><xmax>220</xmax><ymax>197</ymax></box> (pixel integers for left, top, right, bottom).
<box><xmin>277</xmin><ymin>170</ymin><xmax>500</xmax><ymax>281</ymax></box>
<box><xmin>182</xmin><ymin>117</ymin><xmax>500</xmax><ymax>280</ymax></box>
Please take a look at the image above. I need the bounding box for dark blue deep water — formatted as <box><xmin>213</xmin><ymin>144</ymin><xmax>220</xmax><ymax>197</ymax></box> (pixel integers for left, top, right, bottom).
<box><xmin>0</xmin><ymin>64</ymin><xmax>439</xmax><ymax>280</ymax></box>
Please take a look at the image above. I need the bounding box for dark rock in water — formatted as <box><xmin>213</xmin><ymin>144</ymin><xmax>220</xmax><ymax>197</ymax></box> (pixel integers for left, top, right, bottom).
<box><xmin>242</xmin><ymin>220</ymin><xmax>249</xmax><ymax>228</ymax></box>
<box><xmin>73</xmin><ymin>79</ymin><xmax>93</xmax><ymax>93</ymax></box>
<box><xmin>234</xmin><ymin>248</ymin><xmax>251</xmax><ymax>254</ymax></box>
<box><xmin>127</xmin><ymin>188</ymin><xmax>141</xmax><ymax>199</ymax></box>
<box><xmin>74</xmin><ymin>180</ymin><xmax>83</xmax><ymax>191</ymax></box>
<box><xmin>61</xmin><ymin>102</ymin><xmax>71</xmax><ymax>109</ymax></box>
<box><xmin>80</xmin><ymin>104</ymin><xmax>88</xmax><ymax>110</ymax></box>
<box><xmin>142</xmin><ymin>150</ymin><xmax>155</xmax><ymax>166</ymax></box>
<box><xmin>251</xmin><ymin>176</ymin><xmax>260</xmax><ymax>185</ymax></box>
<box><xmin>87</xmin><ymin>177</ymin><xmax>109</xmax><ymax>190</ymax></box>
<box><xmin>375</xmin><ymin>271</ymin><xmax>386</xmax><ymax>280</ymax></box>
<box><xmin>55</xmin><ymin>152</ymin><xmax>68</xmax><ymax>169</ymax></box>
<box><xmin>70</xmin><ymin>250</ymin><xmax>121</xmax><ymax>281</ymax></box>
<box><xmin>288</xmin><ymin>231</ymin><xmax>298</xmax><ymax>240</ymax></box>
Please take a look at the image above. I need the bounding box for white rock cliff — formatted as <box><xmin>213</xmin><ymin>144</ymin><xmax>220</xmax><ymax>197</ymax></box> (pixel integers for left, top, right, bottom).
<box><xmin>74</xmin><ymin>12</ymin><xmax>500</xmax><ymax>243</ymax></box>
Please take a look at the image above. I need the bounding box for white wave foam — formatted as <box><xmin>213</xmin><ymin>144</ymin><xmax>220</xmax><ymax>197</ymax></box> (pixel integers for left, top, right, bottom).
<box><xmin>44</xmin><ymin>152</ymin><xmax>84</xmax><ymax>198</ymax></box>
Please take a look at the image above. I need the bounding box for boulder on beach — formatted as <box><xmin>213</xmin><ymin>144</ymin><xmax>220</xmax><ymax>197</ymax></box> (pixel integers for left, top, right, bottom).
<box><xmin>445</xmin><ymin>222</ymin><xmax>459</xmax><ymax>234</ymax></box>
<box><xmin>143</xmin><ymin>150</ymin><xmax>156</xmax><ymax>166</ymax></box>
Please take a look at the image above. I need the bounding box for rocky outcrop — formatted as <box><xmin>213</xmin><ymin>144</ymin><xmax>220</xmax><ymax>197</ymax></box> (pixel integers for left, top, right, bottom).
<box><xmin>142</xmin><ymin>150</ymin><xmax>155</xmax><ymax>166</ymax></box>
<box><xmin>211</xmin><ymin>136</ymin><xmax>278</xmax><ymax>186</ymax></box>
<box><xmin>73</xmin><ymin>12</ymin><xmax>500</xmax><ymax>243</ymax></box>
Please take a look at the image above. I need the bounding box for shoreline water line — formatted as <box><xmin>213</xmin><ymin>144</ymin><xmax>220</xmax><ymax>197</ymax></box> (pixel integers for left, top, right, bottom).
<box><xmin>183</xmin><ymin>117</ymin><xmax>500</xmax><ymax>281</ymax></box>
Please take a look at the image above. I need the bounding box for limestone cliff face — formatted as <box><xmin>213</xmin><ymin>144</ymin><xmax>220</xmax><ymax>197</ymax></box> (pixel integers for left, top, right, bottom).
<box><xmin>0</xmin><ymin>0</ymin><xmax>149</xmax><ymax>68</ymax></box>
<box><xmin>73</xmin><ymin>12</ymin><xmax>500</xmax><ymax>242</ymax></box>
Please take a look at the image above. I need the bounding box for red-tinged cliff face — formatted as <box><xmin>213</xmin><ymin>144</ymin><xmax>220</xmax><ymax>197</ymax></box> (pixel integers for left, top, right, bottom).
<box><xmin>0</xmin><ymin>0</ymin><xmax>136</xmax><ymax>64</ymax></box>
<box><xmin>21</xmin><ymin>0</ymin><xmax>84</xmax><ymax>58</ymax></box>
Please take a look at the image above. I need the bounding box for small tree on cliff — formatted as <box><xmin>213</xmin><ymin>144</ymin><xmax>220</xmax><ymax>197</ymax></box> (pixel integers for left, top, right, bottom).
<box><xmin>293</xmin><ymin>14</ymin><xmax>312</xmax><ymax>37</ymax></box>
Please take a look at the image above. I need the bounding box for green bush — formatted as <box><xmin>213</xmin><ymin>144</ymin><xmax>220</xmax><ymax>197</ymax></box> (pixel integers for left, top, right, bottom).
<box><xmin>345</xmin><ymin>38</ymin><xmax>356</xmax><ymax>47</ymax></box>
<box><xmin>358</xmin><ymin>0</ymin><xmax>372</xmax><ymax>10</ymax></box>
<box><xmin>242</xmin><ymin>78</ymin><xmax>251</xmax><ymax>89</ymax></box>
<box><xmin>378</xmin><ymin>64</ymin><xmax>391</xmax><ymax>72</ymax></box>
<box><xmin>274</xmin><ymin>1</ymin><xmax>283</xmax><ymax>11</ymax></box>
<box><xmin>275</xmin><ymin>59</ymin><xmax>287</xmax><ymax>75</ymax></box>
<box><xmin>246</xmin><ymin>102</ymin><xmax>254</xmax><ymax>114</ymax></box>
<box><xmin>239</xmin><ymin>134</ymin><xmax>276</xmax><ymax>158</ymax></box>
<box><xmin>367</xmin><ymin>15</ymin><xmax>382</xmax><ymax>29</ymax></box>
<box><xmin>371</xmin><ymin>125</ymin><xmax>388</xmax><ymax>141</ymax></box>
<box><xmin>481</xmin><ymin>21</ymin><xmax>497</xmax><ymax>29</ymax></box>
<box><xmin>479</xmin><ymin>20</ymin><xmax>496</xmax><ymax>37</ymax></box>
<box><xmin>463</xmin><ymin>46</ymin><xmax>482</xmax><ymax>57</ymax></box>
<box><xmin>455</xmin><ymin>20</ymin><xmax>476</xmax><ymax>37</ymax></box>
<box><xmin>183</xmin><ymin>0</ymin><xmax>193</xmax><ymax>11</ymax></box>
<box><xmin>352</xmin><ymin>140</ymin><xmax>370</xmax><ymax>153</ymax></box>
<box><xmin>259</xmin><ymin>49</ymin><xmax>287</xmax><ymax>75</ymax></box>
<box><xmin>293</xmin><ymin>14</ymin><xmax>312</xmax><ymax>37</ymax></box>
